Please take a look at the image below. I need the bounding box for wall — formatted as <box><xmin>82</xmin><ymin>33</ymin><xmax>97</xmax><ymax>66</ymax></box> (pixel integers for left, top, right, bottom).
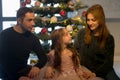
<box><xmin>106</xmin><ymin>20</ymin><xmax>120</xmax><ymax>56</ymax></box>
<box><xmin>81</xmin><ymin>0</ymin><xmax>120</xmax><ymax>18</ymax></box>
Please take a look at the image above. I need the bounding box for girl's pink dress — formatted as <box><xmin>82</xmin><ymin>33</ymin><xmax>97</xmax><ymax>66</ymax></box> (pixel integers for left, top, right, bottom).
<box><xmin>33</xmin><ymin>50</ymin><xmax>104</xmax><ymax>80</ymax></box>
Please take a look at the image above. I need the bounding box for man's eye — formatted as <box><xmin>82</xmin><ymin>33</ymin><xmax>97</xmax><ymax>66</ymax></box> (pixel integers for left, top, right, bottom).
<box><xmin>28</xmin><ymin>19</ymin><xmax>32</xmax><ymax>21</ymax></box>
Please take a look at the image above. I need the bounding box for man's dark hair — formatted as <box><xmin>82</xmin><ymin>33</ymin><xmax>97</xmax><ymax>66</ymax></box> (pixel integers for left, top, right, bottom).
<box><xmin>17</xmin><ymin>7</ymin><xmax>34</xmax><ymax>19</ymax></box>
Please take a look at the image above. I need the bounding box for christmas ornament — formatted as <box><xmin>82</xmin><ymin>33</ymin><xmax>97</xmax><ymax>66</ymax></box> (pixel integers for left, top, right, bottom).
<box><xmin>72</xmin><ymin>25</ymin><xmax>79</xmax><ymax>38</ymax></box>
<box><xmin>66</xmin><ymin>25</ymin><xmax>73</xmax><ymax>35</ymax></box>
<box><xmin>75</xmin><ymin>0</ymin><xmax>80</xmax><ymax>3</ymax></box>
<box><xmin>41</xmin><ymin>0</ymin><xmax>47</xmax><ymax>3</ymax></box>
<box><xmin>41</xmin><ymin>17</ymin><xmax>49</xmax><ymax>22</ymax></box>
<box><xmin>25</xmin><ymin>0</ymin><xmax>31</xmax><ymax>4</ymax></box>
<box><xmin>82</xmin><ymin>11</ymin><xmax>87</xmax><ymax>17</ymax></box>
<box><xmin>41</xmin><ymin>28</ymin><xmax>47</xmax><ymax>34</ymax></box>
<box><xmin>66</xmin><ymin>25</ymin><xmax>73</xmax><ymax>32</ymax></box>
<box><xmin>59</xmin><ymin>10</ymin><xmax>66</xmax><ymax>17</ymax></box>
<box><xmin>58</xmin><ymin>3</ymin><xmax>66</xmax><ymax>9</ymax></box>
<box><xmin>50</xmin><ymin>16</ymin><xmax>58</xmax><ymax>23</ymax></box>
<box><xmin>67</xmin><ymin>0</ymin><xmax>74</xmax><ymax>6</ymax></box>
<box><xmin>67</xmin><ymin>0</ymin><xmax>74</xmax><ymax>10</ymax></box>
<box><xmin>35</xmin><ymin>0</ymin><xmax>41</xmax><ymax>7</ymax></box>
<box><xmin>21</xmin><ymin>1</ymin><xmax>26</xmax><ymax>7</ymax></box>
<box><xmin>71</xmin><ymin>14</ymin><xmax>85</xmax><ymax>25</ymax></box>
<box><xmin>38</xmin><ymin>27</ymin><xmax>50</xmax><ymax>41</ymax></box>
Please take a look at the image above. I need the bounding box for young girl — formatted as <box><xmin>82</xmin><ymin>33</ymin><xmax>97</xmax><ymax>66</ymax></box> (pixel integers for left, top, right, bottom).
<box><xmin>33</xmin><ymin>28</ymin><xmax>103</xmax><ymax>80</ymax></box>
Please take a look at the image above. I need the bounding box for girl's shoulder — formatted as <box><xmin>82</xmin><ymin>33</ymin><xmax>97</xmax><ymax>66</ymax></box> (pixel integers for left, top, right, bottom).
<box><xmin>48</xmin><ymin>50</ymin><xmax>55</xmax><ymax>56</ymax></box>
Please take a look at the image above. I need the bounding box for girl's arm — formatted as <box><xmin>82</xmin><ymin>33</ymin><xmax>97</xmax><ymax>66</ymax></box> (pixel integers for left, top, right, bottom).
<box><xmin>44</xmin><ymin>50</ymin><xmax>55</xmax><ymax>79</ymax></box>
<box><xmin>77</xmin><ymin>65</ymin><xmax>96</xmax><ymax>79</ymax></box>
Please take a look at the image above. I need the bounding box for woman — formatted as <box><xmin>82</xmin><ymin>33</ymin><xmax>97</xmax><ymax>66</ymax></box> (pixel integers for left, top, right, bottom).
<box><xmin>74</xmin><ymin>4</ymin><xmax>115</xmax><ymax>79</ymax></box>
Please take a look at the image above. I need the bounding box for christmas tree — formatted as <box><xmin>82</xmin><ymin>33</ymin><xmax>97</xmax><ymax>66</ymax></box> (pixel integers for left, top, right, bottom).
<box><xmin>21</xmin><ymin>0</ymin><xmax>87</xmax><ymax>53</ymax></box>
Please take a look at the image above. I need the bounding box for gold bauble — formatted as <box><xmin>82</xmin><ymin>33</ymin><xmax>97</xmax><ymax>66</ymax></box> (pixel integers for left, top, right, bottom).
<box><xmin>66</xmin><ymin>25</ymin><xmax>73</xmax><ymax>32</ymax></box>
<box><xmin>71</xmin><ymin>14</ymin><xmax>85</xmax><ymax>25</ymax></box>
<box><xmin>34</xmin><ymin>0</ymin><xmax>41</xmax><ymax>7</ymax></box>
<box><xmin>50</xmin><ymin>16</ymin><xmax>58</xmax><ymax>23</ymax></box>
<box><xmin>75</xmin><ymin>0</ymin><xmax>80</xmax><ymax>3</ymax></box>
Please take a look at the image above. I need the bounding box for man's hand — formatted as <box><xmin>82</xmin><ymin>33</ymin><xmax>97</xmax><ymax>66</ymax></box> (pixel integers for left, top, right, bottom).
<box><xmin>28</xmin><ymin>66</ymin><xmax>40</xmax><ymax>78</ymax></box>
<box><xmin>19</xmin><ymin>76</ymin><xmax>30</xmax><ymax>80</ymax></box>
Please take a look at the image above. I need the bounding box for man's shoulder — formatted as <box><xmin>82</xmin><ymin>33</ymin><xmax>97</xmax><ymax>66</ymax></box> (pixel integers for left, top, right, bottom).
<box><xmin>0</xmin><ymin>27</ymin><xmax>13</xmax><ymax>36</ymax></box>
<box><xmin>0</xmin><ymin>27</ymin><xmax>13</xmax><ymax>34</ymax></box>
<box><xmin>31</xmin><ymin>33</ymin><xmax>39</xmax><ymax>39</ymax></box>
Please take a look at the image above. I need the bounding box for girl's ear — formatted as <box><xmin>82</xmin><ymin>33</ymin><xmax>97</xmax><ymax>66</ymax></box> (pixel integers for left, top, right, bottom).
<box><xmin>57</xmin><ymin>39</ymin><xmax>60</xmax><ymax>44</ymax></box>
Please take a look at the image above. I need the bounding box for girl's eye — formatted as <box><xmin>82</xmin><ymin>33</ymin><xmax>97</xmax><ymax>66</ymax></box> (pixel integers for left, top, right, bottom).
<box><xmin>92</xmin><ymin>19</ymin><xmax>96</xmax><ymax>22</ymax></box>
<box><xmin>64</xmin><ymin>32</ymin><xmax>69</xmax><ymax>36</ymax></box>
<box><xmin>87</xmin><ymin>19</ymin><xmax>89</xmax><ymax>21</ymax></box>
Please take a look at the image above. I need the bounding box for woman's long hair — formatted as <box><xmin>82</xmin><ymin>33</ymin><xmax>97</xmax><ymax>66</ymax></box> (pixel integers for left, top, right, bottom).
<box><xmin>84</xmin><ymin>4</ymin><xmax>109</xmax><ymax>48</ymax></box>
<box><xmin>50</xmin><ymin>28</ymin><xmax>80</xmax><ymax>71</ymax></box>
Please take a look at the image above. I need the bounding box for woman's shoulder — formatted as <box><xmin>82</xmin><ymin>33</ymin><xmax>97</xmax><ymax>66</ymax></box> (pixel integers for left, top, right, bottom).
<box><xmin>106</xmin><ymin>34</ymin><xmax>115</xmax><ymax>46</ymax></box>
<box><xmin>76</xmin><ymin>28</ymin><xmax>86</xmax><ymax>38</ymax></box>
<box><xmin>108</xmin><ymin>34</ymin><xmax>114</xmax><ymax>39</ymax></box>
<box><xmin>107</xmin><ymin>34</ymin><xmax>114</xmax><ymax>41</ymax></box>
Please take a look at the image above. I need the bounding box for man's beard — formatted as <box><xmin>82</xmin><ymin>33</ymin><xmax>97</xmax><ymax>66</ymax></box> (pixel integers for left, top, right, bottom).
<box><xmin>21</xmin><ymin>25</ymin><xmax>30</xmax><ymax>33</ymax></box>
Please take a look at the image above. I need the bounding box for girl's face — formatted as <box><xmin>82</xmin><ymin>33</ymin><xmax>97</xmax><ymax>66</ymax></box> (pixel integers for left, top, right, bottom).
<box><xmin>87</xmin><ymin>13</ymin><xmax>99</xmax><ymax>31</ymax></box>
<box><xmin>62</xmin><ymin>29</ymin><xmax>72</xmax><ymax>45</ymax></box>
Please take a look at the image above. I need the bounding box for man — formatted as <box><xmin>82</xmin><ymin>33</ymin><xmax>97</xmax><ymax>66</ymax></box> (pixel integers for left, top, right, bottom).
<box><xmin>0</xmin><ymin>7</ymin><xmax>47</xmax><ymax>80</ymax></box>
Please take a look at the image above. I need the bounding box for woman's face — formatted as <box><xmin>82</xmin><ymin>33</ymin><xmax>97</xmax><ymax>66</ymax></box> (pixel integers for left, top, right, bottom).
<box><xmin>87</xmin><ymin>13</ymin><xmax>99</xmax><ymax>31</ymax></box>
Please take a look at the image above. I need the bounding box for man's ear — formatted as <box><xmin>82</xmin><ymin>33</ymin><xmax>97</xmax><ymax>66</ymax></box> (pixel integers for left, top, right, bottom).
<box><xmin>17</xmin><ymin>18</ymin><xmax>22</xmax><ymax>24</ymax></box>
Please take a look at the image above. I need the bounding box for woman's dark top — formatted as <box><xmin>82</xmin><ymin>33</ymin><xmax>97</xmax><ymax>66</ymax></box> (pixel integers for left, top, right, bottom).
<box><xmin>74</xmin><ymin>28</ymin><xmax>115</xmax><ymax>78</ymax></box>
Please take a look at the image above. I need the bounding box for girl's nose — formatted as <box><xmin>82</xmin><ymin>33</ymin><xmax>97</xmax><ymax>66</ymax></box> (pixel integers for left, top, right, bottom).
<box><xmin>88</xmin><ymin>20</ymin><xmax>93</xmax><ymax>25</ymax></box>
